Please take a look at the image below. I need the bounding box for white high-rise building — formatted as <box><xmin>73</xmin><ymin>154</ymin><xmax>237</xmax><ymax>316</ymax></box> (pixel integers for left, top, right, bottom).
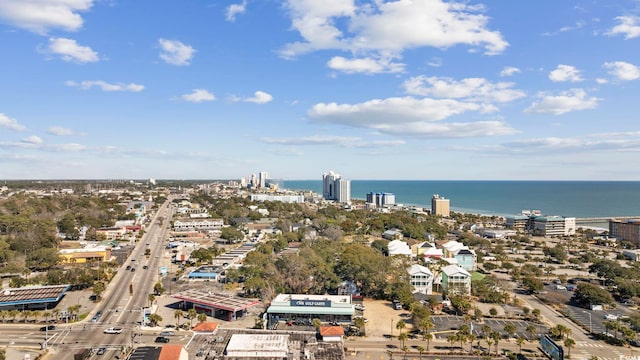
<box><xmin>322</xmin><ymin>171</ymin><xmax>351</xmax><ymax>203</ymax></box>
<box><xmin>259</xmin><ymin>171</ymin><xmax>268</xmax><ymax>188</ymax></box>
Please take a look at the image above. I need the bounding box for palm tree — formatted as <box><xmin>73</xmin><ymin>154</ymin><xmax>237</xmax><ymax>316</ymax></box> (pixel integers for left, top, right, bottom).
<box><xmin>401</xmin><ymin>345</ymin><xmax>409</xmax><ymax>360</ymax></box>
<box><xmin>424</xmin><ymin>332</ymin><xmax>433</xmax><ymax>351</ymax></box>
<box><xmin>468</xmin><ymin>334</ymin><xmax>477</xmax><ymax>353</ymax></box>
<box><xmin>51</xmin><ymin>309</ymin><xmax>59</xmax><ymax>323</ymax></box>
<box><xmin>526</xmin><ymin>324</ymin><xmax>537</xmax><ymax>340</ymax></box>
<box><xmin>504</xmin><ymin>323</ymin><xmax>516</xmax><ymax>339</ymax></box>
<box><xmin>447</xmin><ymin>334</ymin><xmax>457</xmax><ymax>352</ymax></box>
<box><xmin>20</xmin><ymin>311</ymin><xmax>28</xmax><ymax>323</ymax></box>
<box><xmin>0</xmin><ymin>310</ymin><xmax>8</xmax><ymax>323</ymax></box>
<box><xmin>148</xmin><ymin>313</ymin><xmax>162</xmax><ymax>326</ymax></box>
<box><xmin>564</xmin><ymin>337</ymin><xmax>576</xmax><ymax>357</ymax></box>
<box><xmin>174</xmin><ymin>310</ymin><xmax>183</xmax><ymax>328</ymax></box>
<box><xmin>42</xmin><ymin>311</ymin><xmax>51</xmax><ymax>324</ymax></box>
<box><xmin>491</xmin><ymin>331</ymin><xmax>501</xmax><ymax>355</ymax></box>
<box><xmin>148</xmin><ymin>293</ymin><xmax>156</xmax><ymax>306</ymax></box>
<box><xmin>188</xmin><ymin>309</ymin><xmax>197</xmax><ymax>328</ymax></box>
<box><xmin>396</xmin><ymin>320</ymin><xmax>406</xmax><ymax>334</ymax></box>
<box><xmin>415</xmin><ymin>345</ymin><xmax>425</xmax><ymax>360</ymax></box>
<box><xmin>197</xmin><ymin>312</ymin><xmax>207</xmax><ymax>323</ymax></box>
<box><xmin>486</xmin><ymin>337</ymin><xmax>494</xmax><ymax>355</ymax></box>
<box><xmin>398</xmin><ymin>332</ymin><xmax>408</xmax><ymax>349</ymax></box>
<box><xmin>516</xmin><ymin>337</ymin><xmax>525</xmax><ymax>354</ymax></box>
<box><xmin>456</xmin><ymin>331</ymin><xmax>467</xmax><ymax>350</ymax></box>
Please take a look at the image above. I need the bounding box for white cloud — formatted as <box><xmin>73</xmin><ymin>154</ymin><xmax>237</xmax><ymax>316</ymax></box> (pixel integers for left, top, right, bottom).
<box><xmin>308</xmin><ymin>97</ymin><xmax>516</xmax><ymax>138</ymax></box>
<box><xmin>595</xmin><ymin>78</ymin><xmax>608</xmax><ymax>84</ymax></box>
<box><xmin>46</xmin><ymin>37</ymin><xmax>99</xmax><ymax>63</ymax></box>
<box><xmin>427</xmin><ymin>57</ymin><xmax>442</xmax><ymax>67</ymax></box>
<box><xmin>47</xmin><ymin>126</ymin><xmax>75</xmax><ymax>136</ymax></box>
<box><xmin>260</xmin><ymin>135</ymin><xmax>406</xmax><ymax>148</ymax></box>
<box><xmin>500</xmin><ymin>66</ymin><xmax>520</xmax><ymax>77</ymax></box>
<box><xmin>21</xmin><ymin>135</ymin><xmax>43</xmax><ymax>144</ymax></box>
<box><xmin>327</xmin><ymin>56</ymin><xmax>404</xmax><ymax>74</ymax></box>
<box><xmin>524</xmin><ymin>89</ymin><xmax>600</xmax><ymax>115</ymax></box>
<box><xmin>402</xmin><ymin>76</ymin><xmax>526</xmax><ymax>103</ymax></box>
<box><xmin>230</xmin><ymin>91</ymin><xmax>273</xmax><ymax>104</ymax></box>
<box><xmin>158</xmin><ymin>39</ymin><xmax>196</xmax><ymax>66</ymax></box>
<box><xmin>0</xmin><ymin>0</ymin><xmax>93</xmax><ymax>34</ymax></box>
<box><xmin>498</xmin><ymin>131</ymin><xmax>640</xmax><ymax>154</ymax></box>
<box><xmin>603</xmin><ymin>61</ymin><xmax>640</xmax><ymax>81</ymax></box>
<box><xmin>181</xmin><ymin>89</ymin><xmax>216</xmax><ymax>103</ymax></box>
<box><xmin>245</xmin><ymin>91</ymin><xmax>273</xmax><ymax>104</ymax></box>
<box><xmin>606</xmin><ymin>16</ymin><xmax>640</xmax><ymax>39</ymax></box>
<box><xmin>280</xmin><ymin>0</ymin><xmax>507</xmax><ymax>72</ymax></box>
<box><xmin>226</xmin><ymin>1</ymin><xmax>247</xmax><ymax>22</ymax></box>
<box><xmin>0</xmin><ymin>113</ymin><xmax>26</xmax><ymax>131</ymax></box>
<box><xmin>549</xmin><ymin>64</ymin><xmax>583</xmax><ymax>82</ymax></box>
<box><xmin>66</xmin><ymin>80</ymin><xmax>144</xmax><ymax>92</ymax></box>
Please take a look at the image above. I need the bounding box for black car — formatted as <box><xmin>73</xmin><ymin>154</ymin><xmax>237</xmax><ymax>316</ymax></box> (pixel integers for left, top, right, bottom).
<box><xmin>96</xmin><ymin>347</ymin><xmax>107</xmax><ymax>355</ymax></box>
<box><xmin>126</xmin><ymin>265</ymin><xmax>131</xmax><ymax>270</ymax></box>
<box><xmin>39</xmin><ymin>325</ymin><xmax>55</xmax><ymax>331</ymax></box>
<box><xmin>155</xmin><ymin>336</ymin><xmax>170</xmax><ymax>343</ymax></box>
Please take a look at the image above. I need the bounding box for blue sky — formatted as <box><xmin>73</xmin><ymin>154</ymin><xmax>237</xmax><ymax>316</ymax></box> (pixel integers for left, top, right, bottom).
<box><xmin>1</xmin><ymin>0</ymin><xmax>640</xmax><ymax>181</ymax></box>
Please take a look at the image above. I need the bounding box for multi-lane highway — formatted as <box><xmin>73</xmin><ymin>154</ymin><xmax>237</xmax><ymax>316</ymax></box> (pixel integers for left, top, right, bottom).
<box><xmin>0</xmin><ymin>198</ymin><xmax>174</xmax><ymax>359</ymax></box>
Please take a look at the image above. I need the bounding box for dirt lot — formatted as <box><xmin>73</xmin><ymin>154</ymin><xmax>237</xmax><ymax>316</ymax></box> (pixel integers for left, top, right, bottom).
<box><xmin>362</xmin><ymin>298</ymin><xmax>415</xmax><ymax>339</ymax></box>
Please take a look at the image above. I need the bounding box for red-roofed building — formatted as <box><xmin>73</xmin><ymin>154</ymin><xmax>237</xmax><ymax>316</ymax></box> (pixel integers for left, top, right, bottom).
<box><xmin>159</xmin><ymin>345</ymin><xmax>188</xmax><ymax>360</ymax></box>
<box><xmin>192</xmin><ymin>322</ymin><xmax>219</xmax><ymax>333</ymax></box>
<box><xmin>319</xmin><ymin>326</ymin><xmax>344</xmax><ymax>342</ymax></box>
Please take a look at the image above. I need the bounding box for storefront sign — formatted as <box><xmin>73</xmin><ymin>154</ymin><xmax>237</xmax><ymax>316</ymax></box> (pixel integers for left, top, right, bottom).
<box><xmin>290</xmin><ymin>300</ymin><xmax>331</xmax><ymax>307</ymax></box>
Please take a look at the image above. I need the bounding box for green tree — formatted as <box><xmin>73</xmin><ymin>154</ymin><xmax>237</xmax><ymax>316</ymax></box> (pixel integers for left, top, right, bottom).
<box><xmin>516</xmin><ymin>337</ymin><xmax>525</xmax><ymax>354</ymax></box>
<box><xmin>572</xmin><ymin>282</ymin><xmax>615</xmax><ymax>307</ymax></box>
<box><xmin>148</xmin><ymin>293</ymin><xmax>156</xmax><ymax>306</ymax></box>
<box><xmin>398</xmin><ymin>332</ymin><xmax>408</xmax><ymax>349</ymax></box>
<box><xmin>197</xmin><ymin>312</ymin><xmax>207</xmax><ymax>323</ymax></box>
<box><xmin>564</xmin><ymin>337</ymin><xmax>576</xmax><ymax>357</ymax></box>
<box><xmin>148</xmin><ymin>313</ymin><xmax>162</xmax><ymax>326</ymax></box>
<box><xmin>504</xmin><ymin>323</ymin><xmax>517</xmax><ymax>338</ymax></box>
<box><xmin>174</xmin><ymin>310</ymin><xmax>183</xmax><ymax>328</ymax></box>
<box><xmin>415</xmin><ymin>345</ymin><xmax>425</xmax><ymax>360</ymax></box>
<box><xmin>187</xmin><ymin>308</ymin><xmax>197</xmax><ymax>328</ymax></box>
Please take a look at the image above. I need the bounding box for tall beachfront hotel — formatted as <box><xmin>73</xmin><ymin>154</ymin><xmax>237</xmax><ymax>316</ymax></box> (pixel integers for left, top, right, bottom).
<box><xmin>322</xmin><ymin>171</ymin><xmax>351</xmax><ymax>204</ymax></box>
<box><xmin>431</xmin><ymin>194</ymin><xmax>450</xmax><ymax>217</ymax></box>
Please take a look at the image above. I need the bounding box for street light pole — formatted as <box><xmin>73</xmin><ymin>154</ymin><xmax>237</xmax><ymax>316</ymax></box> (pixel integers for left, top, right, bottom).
<box><xmin>583</xmin><ymin>311</ymin><xmax>592</xmax><ymax>334</ymax></box>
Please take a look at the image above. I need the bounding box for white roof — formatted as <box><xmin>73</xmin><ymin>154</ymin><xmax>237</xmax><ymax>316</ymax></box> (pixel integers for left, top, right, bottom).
<box><xmin>423</xmin><ymin>248</ymin><xmax>443</xmax><ymax>256</ymax></box>
<box><xmin>388</xmin><ymin>240</ymin><xmax>412</xmax><ymax>256</ymax></box>
<box><xmin>442</xmin><ymin>265</ymin><xmax>470</xmax><ymax>277</ymax></box>
<box><xmin>408</xmin><ymin>264</ymin><xmax>432</xmax><ymax>276</ymax></box>
<box><xmin>226</xmin><ymin>334</ymin><xmax>288</xmax><ymax>352</ymax></box>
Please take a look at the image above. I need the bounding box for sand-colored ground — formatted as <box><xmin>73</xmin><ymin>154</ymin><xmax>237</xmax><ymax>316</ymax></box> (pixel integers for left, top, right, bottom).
<box><xmin>362</xmin><ymin>298</ymin><xmax>415</xmax><ymax>339</ymax></box>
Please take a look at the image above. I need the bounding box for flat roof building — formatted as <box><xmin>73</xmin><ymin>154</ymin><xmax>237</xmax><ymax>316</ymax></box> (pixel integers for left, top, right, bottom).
<box><xmin>266</xmin><ymin>294</ymin><xmax>355</xmax><ymax>328</ymax></box>
<box><xmin>431</xmin><ymin>194</ymin><xmax>450</xmax><ymax>217</ymax></box>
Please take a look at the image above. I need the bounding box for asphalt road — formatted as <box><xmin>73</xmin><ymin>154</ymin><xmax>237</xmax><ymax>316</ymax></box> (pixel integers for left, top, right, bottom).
<box><xmin>29</xmin><ymin>198</ymin><xmax>174</xmax><ymax>360</ymax></box>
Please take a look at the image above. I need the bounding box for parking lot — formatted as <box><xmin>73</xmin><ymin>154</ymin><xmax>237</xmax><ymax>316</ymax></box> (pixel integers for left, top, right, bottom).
<box><xmin>430</xmin><ymin>315</ymin><xmax>548</xmax><ymax>341</ymax></box>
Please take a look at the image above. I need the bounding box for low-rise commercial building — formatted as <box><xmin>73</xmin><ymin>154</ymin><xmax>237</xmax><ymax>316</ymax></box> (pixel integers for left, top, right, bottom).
<box><xmin>173</xmin><ymin>219</ymin><xmax>224</xmax><ymax>232</ymax></box>
<box><xmin>265</xmin><ymin>294</ymin><xmax>355</xmax><ymax>328</ymax></box>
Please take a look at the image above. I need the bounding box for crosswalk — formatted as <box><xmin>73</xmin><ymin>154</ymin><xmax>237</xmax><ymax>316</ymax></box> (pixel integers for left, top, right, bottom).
<box><xmin>572</xmin><ymin>342</ymin><xmax>627</xmax><ymax>360</ymax></box>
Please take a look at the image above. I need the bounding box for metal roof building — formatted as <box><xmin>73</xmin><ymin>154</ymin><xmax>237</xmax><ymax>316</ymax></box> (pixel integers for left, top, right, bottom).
<box><xmin>172</xmin><ymin>289</ymin><xmax>260</xmax><ymax>321</ymax></box>
<box><xmin>0</xmin><ymin>284</ymin><xmax>70</xmax><ymax>310</ymax></box>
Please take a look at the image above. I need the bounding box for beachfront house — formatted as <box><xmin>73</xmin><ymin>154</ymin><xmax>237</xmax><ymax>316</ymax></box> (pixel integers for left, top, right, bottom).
<box><xmin>441</xmin><ymin>265</ymin><xmax>471</xmax><ymax>295</ymax></box>
<box><xmin>408</xmin><ymin>264</ymin><xmax>433</xmax><ymax>295</ymax></box>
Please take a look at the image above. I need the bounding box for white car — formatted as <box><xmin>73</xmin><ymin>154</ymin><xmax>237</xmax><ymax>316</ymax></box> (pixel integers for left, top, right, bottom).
<box><xmin>604</xmin><ymin>314</ymin><xmax>619</xmax><ymax>320</ymax></box>
<box><xmin>354</xmin><ymin>304</ymin><xmax>365</xmax><ymax>311</ymax></box>
<box><xmin>104</xmin><ymin>327</ymin><xmax>123</xmax><ymax>334</ymax></box>
<box><xmin>555</xmin><ymin>285</ymin><xmax>566</xmax><ymax>290</ymax></box>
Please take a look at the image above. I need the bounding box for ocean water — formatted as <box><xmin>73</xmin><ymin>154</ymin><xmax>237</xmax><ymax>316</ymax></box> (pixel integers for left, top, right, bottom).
<box><xmin>284</xmin><ymin>180</ymin><xmax>640</xmax><ymax>218</ymax></box>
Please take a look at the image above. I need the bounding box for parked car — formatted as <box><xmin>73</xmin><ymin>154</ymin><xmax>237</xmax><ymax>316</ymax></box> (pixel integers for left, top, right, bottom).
<box><xmin>555</xmin><ymin>285</ymin><xmax>567</xmax><ymax>290</ymax></box>
<box><xmin>155</xmin><ymin>336</ymin><xmax>170</xmax><ymax>343</ymax></box>
<box><xmin>96</xmin><ymin>347</ymin><xmax>107</xmax><ymax>355</ymax></box>
<box><xmin>159</xmin><ymin>331</ymin><xmax>174</xmax><ymax>336</ymax></box>
<box><xmin>196</xmin><ymin>348</ymin><xmax>205</xmax><ymax>357</ymax></box>
<box><xmin>104</xmin><ymin>327</ymin><xmax>123</xmax><ymax>334</ymax></box>
<box><xmin>604</xmin><ymin>314</ymin><xmax>619</xmax><ymax>320</ymax></box>
<box><xmin>354</xmin><ymin>304</ymin><xmax>365</xmax><ymax>311</ymax></box>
